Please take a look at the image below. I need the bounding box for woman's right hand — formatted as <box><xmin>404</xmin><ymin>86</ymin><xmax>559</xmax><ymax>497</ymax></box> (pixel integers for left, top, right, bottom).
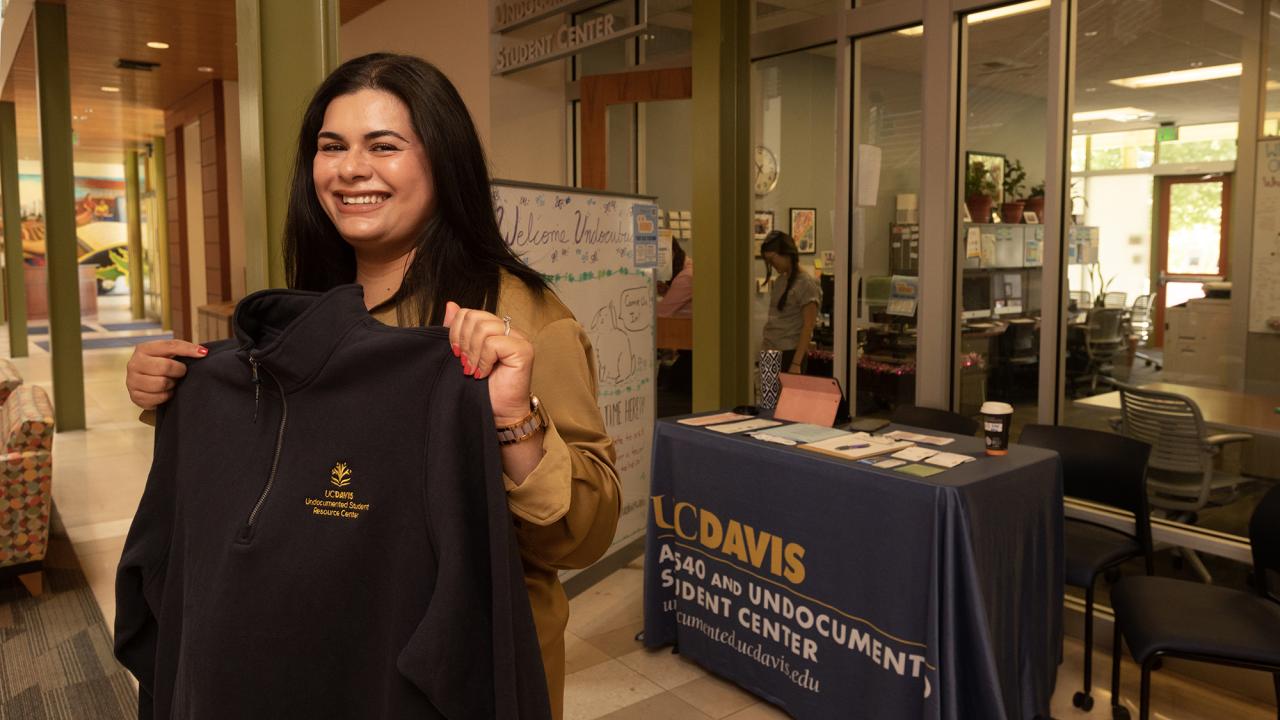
<box><xmin>125</xmin><ymin>340</ymin><xmax>208</xmax><ymax>410</ymax></box>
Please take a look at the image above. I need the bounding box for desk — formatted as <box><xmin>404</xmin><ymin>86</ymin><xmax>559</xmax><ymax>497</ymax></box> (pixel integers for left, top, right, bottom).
<box><xmin>1075</xmin><ymin>382</ymin><xmax>1280</xmax><ymax>439</ymax></box>
<box><xmin>656</xmin><ymin>316</ymin><xmax>693</xmax><ymax>350</ymax></box>
<box><xmin>643</xmin><ymin>419</ymin><xmax>1063</xmax><ymax>719</ymax></box>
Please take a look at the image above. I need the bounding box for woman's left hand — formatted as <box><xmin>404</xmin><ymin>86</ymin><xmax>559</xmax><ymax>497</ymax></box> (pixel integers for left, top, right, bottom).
<box><xmin>443</xmin><ymin>301</ymin><xmax>535</xmax><ymax>425</ymax></box>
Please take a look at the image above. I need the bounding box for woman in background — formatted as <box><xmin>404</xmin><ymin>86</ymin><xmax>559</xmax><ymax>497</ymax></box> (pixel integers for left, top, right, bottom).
<box><xmin>759</xmin><ymin>230</ymin><xmax>821</xmax><ymax>374</ymax></box>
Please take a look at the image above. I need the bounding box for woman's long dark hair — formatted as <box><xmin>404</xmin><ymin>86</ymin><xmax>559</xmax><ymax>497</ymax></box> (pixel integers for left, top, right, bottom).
<box><xmin>283</xmin><ymin>53</ymin><xmax>546</xmax><ymax>325</ymax></box>
<box><xmin>760</xmin><ymin>230</ymin><xmax>799</xmax><ymax>311</ymax></box>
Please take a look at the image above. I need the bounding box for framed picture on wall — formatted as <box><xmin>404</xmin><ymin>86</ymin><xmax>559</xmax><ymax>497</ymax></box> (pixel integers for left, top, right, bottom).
<box><xmin>753</xmin><ymin>210</ymin><xmax>774</xmax><ymax>240</ymax></box>
<box><xmin>790</xmin><ymin>207</ymin><xmax>817</xmax><ymax>254</ymax></box>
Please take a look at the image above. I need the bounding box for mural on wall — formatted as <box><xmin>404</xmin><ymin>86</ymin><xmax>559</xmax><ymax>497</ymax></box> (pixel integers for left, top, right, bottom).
<box><xmin>0</xmin><ymin>163</ymin><xmax>130</xmax><ymax>294</ymax></box>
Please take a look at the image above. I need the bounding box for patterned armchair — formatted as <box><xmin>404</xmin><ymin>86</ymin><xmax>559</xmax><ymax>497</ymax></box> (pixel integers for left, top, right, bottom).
<box><xmin>0</xmin><ymin>358</ymin><xmax>22</xmax><ymax>406</ymax></box>
<box><xmin>0</xmin><ymin>384</ymin><xmax>54</xmax><ymax>596</ymax></box>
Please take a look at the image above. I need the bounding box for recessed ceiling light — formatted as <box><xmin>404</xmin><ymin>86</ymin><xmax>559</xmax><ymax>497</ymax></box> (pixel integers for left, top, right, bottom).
<box><xmin>1110</xmin><ymin>63</ymin><xmax>1241</xmax><ymax>89</ymax></box>
<box><xmin>101</xmin><ymin>86</ymin><xmax>120</xmax><ymax>93</ymax></box>
<box><xmin>899</xmin><ymin>0</ymin><xmax>1049</xmax><ymax>36</ymax></box>
<box><xmin>197</xmin><ymin>66</ymin><xmax>214</xmax><ymax>73</ymax></box>
<box><xmin>1072</xmin><ymin>106</ymin><xmax>1155</xmax><ymax>123</ymax></box>
<box><xmin>1084</xmin><ymin>87</ymin><xmax>1097</xmax><ymax>92</ymax></box>
<box><xmin>1084</xmin><ymin>30</ymin><xmax>1098</xmax><ymax>37</ymax></box>
<box><xmin>147</xmin><ymin>41</ymin><xmax>170</xmax><ymax>49</ymax></box>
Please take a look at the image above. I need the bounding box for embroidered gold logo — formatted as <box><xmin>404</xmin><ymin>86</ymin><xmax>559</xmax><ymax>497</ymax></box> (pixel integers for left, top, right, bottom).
<box><xmin>306</xmin><ymin>461</ymin><xmax>371</xmax><ymax>520</ymax></box>
<box><xmin>330</xmin><ymin>462</ymin><xmax>352</xmax><ymax>487</ymax></box>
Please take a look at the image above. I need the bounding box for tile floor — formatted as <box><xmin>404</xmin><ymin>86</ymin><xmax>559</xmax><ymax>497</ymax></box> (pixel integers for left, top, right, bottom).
<box><xmin>2</xmin><ymin>293</ymin><xmax>1276</xmax><ymax>719</ymax></box>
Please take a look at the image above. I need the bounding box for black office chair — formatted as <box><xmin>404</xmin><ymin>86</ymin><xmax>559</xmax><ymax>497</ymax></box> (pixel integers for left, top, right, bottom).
<box><xmin>889</xmin><ymin>404</ymin><xmax>978</xmax><ymax>436</ymax></box>
<box><xmin>1018</xmin><ymin>425</ymin><xmax>1154</xmax><ymax>712</ymax></box>
<box><xmin>1109</xmin><ymin>483</ymin><xmax>1280</xmax><ymax>720</ymax></box>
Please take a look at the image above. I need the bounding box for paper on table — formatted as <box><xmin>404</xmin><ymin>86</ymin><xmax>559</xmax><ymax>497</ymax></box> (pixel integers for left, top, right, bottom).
<box><xmin>762</xmin><ymin>423</ymin><xmax>849</xmax><ymax>444</ymax></box>
<box><xmin>883</xmin><ymin>430</ymin><xmax>956</xmax><ymax>446</ymax></box>
<box><xmin>749</xmin><ymin>432</ymin><xmax>798</xmax><ymax>446</ymax></box>
<box><xmin>679</xmin><ymin>412</ymin><xmax>754</xmax><ymax>426</ymax></box>
<box><xmin>897</xmin><ymin>463</ymin><xmax>944</xmax><ymax>477</ymax></box>
<box><xmin>874</xmin><ymin>458</ymin><xmax>907</xmax><ymax>469</ymax></box>
<box><xmin>798</xmin><ymin>433</ymin><xmax>911</xmax><ymax>461</ymax></box>
<box><xmin>891</xmin><ymin>446</ymin><xmax>938</xmax><ymax>462</ymax></box>
<box><xmin>708</xmin><ymin>418</ymin><xmax>783</xmax><ymax>434</ymax></box>
<box><xmin>924</xmin><ymin>451</ymin><xmax>977</xmax><ymax>468</ymax></box>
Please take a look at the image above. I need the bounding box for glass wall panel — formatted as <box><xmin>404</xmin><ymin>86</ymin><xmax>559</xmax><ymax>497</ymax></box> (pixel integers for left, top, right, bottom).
<box><xmin>642</xmin><ymin>1</ymin><xmax>692</xmax><ymax>65</ymax></box>
<box><xmin>1156</xmin><ymin>122</ymin><xmax>1238</xmax><ymax>164</ymax></box>
<box><xmin>753</xmin><ymin>1</ymin><xmax>840</xmax><ymax>33</ymax></box>
<box><xmin>854</xmin><ymin>27</ymin><xmax>923</xmax><ymax>417</ymax></box>
<box><xmin>1066</xmin><ymin>0</ymin><xmax>1267</xmax><ymax>592</ymax></box>
<box><xmin>955</xmin><ymin>1</ymin><xmax>1050</xmax><ymax>427</ymax></box>
<box><xmin>574</xmin><ymin>1</ymin><xmax>635</xmax><ymax>79</ymax></box>
<box><xmin>749</xmin><ymin>46</ymin><xmax>838</xmax><ymax>401</ymax></box>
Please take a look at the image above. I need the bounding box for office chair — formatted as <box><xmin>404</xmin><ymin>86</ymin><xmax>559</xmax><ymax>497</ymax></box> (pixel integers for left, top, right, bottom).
<box><xmin>1127</xmin><ymin>294</ymin><xmax>1162</xmax><ymax>370</ymax></box>
<box><xmin>1019</xmin><ymin>425</ymin><xmax>1153</xmax><ymax>712</ymax></box>
<box><xmin>889</xmin><ymin>404</ymin><xmax>979</xmax><ymax>436</ymax></box>
<box><xmin>1115</xmin><ymin>383</ymin><xmax>1253</xmax><ymax>583</ymax></box>
<box><xmin>1110</xmin><ymin>483</ymin><xmax>1280</xmax><ymax>720</ymax></box>
<box><xmin>1103</xmin><ymin>291</ymin><xmax>1128</xmax><ymax>308</ymax></box>
<box><xmin>1081</xmin><ymin>308</ymin><xmax>1126</xmax><ymax>393</ymax></box>
<box><xmin>1128</xmin><ymin>294</ymin><xmax>1153</xmax><ymax>346</ymax></box>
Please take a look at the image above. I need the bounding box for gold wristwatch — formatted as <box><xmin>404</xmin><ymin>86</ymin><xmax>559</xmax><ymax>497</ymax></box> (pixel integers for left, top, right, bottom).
<box><xmin>496</xmin><ymin>395</ymin><xmax>545</xmax><ymax>445</ymax></box>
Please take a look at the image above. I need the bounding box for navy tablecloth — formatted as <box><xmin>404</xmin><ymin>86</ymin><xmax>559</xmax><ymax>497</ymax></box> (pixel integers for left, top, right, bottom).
<box><xmin>642</xmin><ymin>419</ymin><xmax>1063</xmax><ymax>719</ymax></box>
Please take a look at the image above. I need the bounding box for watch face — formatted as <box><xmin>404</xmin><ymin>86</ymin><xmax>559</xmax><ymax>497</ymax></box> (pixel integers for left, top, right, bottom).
<box><xmin>754</xmin><ymin>146</ymin><xmax>778</xmax><ymax>196</ymax></box>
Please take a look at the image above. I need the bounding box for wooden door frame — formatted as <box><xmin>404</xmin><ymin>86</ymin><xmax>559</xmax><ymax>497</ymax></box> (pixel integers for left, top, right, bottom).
<box><xmin>579</xmin><ymin>67</ymin><xmax>693</xmax><ymax>190</ymax></box>
<box><xmin>1152</xmin><ymin>173</ymin><xmax>1231</xmax><ymax>346</ymax></box>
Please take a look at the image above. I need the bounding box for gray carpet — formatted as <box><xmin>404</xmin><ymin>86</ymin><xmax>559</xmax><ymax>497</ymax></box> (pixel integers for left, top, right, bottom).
<box><xmin>0</xmin><ymin>568</ymin><xmax>137</xmax><ymax>720</ymax></box>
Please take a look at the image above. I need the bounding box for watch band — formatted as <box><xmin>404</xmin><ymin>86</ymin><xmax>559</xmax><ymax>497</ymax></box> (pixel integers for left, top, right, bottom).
<box><xmin>496</xmin><ymin>395</ymin><xmax>544</xmax><ymax>445</ymax></box>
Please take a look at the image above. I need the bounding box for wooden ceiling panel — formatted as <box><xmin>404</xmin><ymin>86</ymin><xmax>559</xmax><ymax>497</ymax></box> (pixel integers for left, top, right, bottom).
<box><xmin>3</xmin><ymin>0</ymin><xmax>388</xmax><ymax>159</ymax></box>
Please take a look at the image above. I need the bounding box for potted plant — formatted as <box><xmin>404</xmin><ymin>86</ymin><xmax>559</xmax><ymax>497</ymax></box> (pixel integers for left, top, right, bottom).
<box><xmin>1001</xmin><ymin>159</ymin><xmax>1027</xmax><ymax>223</ymax></box>
<box><xmin>1024</xmin><ymin>182</ymin><xmax>1045</xmax><ymax>220</ymax></box>
<box><xmin>965</xmin><ymin>162</ymin><xmax>997</xmax><ymax>224</ymax></box>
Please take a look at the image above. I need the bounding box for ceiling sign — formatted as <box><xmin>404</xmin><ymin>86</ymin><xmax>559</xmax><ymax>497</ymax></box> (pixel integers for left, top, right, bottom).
<box><xmin>492</xmin><ymin>0</ymin><xmax>612</xmax><ymax>33</ymax></box>
<box><xmin>493</xmin><ymin>13</ymin><xmax>646</xmax><ymax>76</ymax></box>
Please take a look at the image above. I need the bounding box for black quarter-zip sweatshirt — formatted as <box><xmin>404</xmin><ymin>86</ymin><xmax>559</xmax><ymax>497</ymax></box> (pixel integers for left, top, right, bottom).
<box><xmin>114</xmin><ymin>285</ymin><xmax>550</xmax><ymax>719</ymax></box>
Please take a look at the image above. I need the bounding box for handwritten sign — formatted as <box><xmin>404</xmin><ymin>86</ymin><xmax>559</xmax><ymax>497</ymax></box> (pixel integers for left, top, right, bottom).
<box><xmin>493</xmin><ymin>181</ymin><xmax>658</xmax><ymax>557</ymax></box>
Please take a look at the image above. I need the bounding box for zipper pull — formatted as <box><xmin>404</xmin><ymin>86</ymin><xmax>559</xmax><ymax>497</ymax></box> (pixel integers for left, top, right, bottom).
<box><xmin>250</xmin><ymin>357</ymin><xmax>261</xmax><ymax>424</ymax></box>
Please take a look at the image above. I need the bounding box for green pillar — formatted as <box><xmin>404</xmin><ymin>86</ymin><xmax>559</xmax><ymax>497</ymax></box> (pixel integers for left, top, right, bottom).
<box><xmin>236</xmin><ymin>0</ymin><xmax>339</xmax><ymax>291</ymax></box>
<box><xmin>691</xmin><ymin>0</ymin><xmax>751</xmax><ymax>411</ymax></box>
<box><xmin>152</xmin><ymin>136</ymin><xmax>171</xmax><ymax>331</ymax></box>
<box><xmin>125</xmin><ymin>148</ymin><xmax>144</xmax><ymax>319</ymax></box>
<box><xmin>1</xmin><ymin>102</ymin><xmax>27</xmax><ymax>358</ymax></box>
<box><xmin>34</xmin><ymin>2</ymin><xmax>85</xmax><ymax>431</ymax></box>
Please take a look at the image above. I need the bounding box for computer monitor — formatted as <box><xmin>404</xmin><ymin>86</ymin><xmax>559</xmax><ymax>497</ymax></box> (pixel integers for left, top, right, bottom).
<box><xmin>993</xmin><ymin>272</ymin><xmax>1023</xmax><ymax>315</ymax></box>
<box><xmin>962</xmin><ymin>275</ymin><xmax>992</xmax><ymax>319</ymax></box>
<box><xmin>863</xmin><ymin>276</ymin><xmax>892</xmax><ymax>317</ymax></box>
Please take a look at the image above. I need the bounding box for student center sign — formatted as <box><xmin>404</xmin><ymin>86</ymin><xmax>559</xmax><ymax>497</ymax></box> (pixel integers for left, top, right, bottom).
<box><xmin>492</xmin><ymin>0</ymin><xmax>646</xmax><ymax>75</ymax></box>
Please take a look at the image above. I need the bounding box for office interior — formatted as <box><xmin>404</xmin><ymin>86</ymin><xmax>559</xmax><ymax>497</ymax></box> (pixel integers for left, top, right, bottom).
<box><xmin>0</xmin><ymin>0</ymin><xmax>1278</xmax><ymax>716</ymax></box>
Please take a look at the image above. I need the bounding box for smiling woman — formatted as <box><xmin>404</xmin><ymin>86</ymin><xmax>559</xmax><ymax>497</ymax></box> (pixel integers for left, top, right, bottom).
<box><xmin>121</xmin><ymin>53</ymin><xmax>621</xmax><ymax>720</ymax></box>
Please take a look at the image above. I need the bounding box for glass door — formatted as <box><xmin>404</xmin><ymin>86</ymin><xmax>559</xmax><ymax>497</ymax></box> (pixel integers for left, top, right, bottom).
<box><xmin>1153</xmin><ymin>175</ymin><xmax>1230</xmax><ymax>346</ymax></box>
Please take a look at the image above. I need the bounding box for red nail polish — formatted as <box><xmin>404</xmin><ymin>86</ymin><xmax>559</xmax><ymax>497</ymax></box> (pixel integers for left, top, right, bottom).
<box><xmin>451</xmin><ymin>343</ymin><xmax>460</xmax><ymax>357</ymax></box>
<box><xmin>198</xmin><ymin>346</ymin><xmax>209</xmax><ymax>355</ymax></box>
<box><xmin>462</xmin><ymin>360</ymin><xmax>471</xmax><ymax>375</ymax></box>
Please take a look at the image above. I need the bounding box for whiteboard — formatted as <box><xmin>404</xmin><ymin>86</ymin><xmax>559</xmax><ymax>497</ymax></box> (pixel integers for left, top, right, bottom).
<box><xmin>1250</xmin><ymin>139</ymin><xmax>1280</xmax><ymax>333</ymax></box>
<box><xmin>493</xmin><ymin>181</ymin><xmax>657</xmax><ymax>560</ymax></box>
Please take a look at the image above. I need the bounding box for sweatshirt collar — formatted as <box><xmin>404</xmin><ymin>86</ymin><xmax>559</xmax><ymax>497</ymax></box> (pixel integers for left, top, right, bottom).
<box><xmin>233</xmin><ymin>285</ymin><xmax>371</xmax><ymax>391</ymax></box>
